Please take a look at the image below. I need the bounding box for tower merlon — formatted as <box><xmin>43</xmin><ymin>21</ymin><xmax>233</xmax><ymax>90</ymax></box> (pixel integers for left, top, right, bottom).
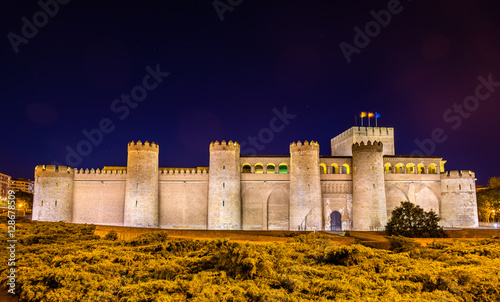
<box><xmin>352</xmin><ymin>140</ymin><xmax>383</xmax><ymax>152</ymax></box>
<box><xmin>35</xmin><ymin>165</ymin><xmax>74</xmax><ymax>177</ymax></box>
<box><xmin>128</xmin><ymin>140</ymin><xmax>159</xmax><ymax>152</ymax></box>
<box><xmin>210</xmin><ymin>140</ymin><xmax>240</xmax><ymax>151</ymax></box>
<box><xmin>290</xmin><ymin>140</ymin><xmax>319</xmax><ymax>152</ymax></box>
<box><xmin>441</xmin><ymin>170</ymin><xmax>475</xmax><ymax>179</ymax></box>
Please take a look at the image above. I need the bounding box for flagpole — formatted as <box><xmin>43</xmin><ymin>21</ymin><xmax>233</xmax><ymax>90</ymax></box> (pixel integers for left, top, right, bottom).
<box><xmin>375</xmin><ymin>112</ymin><xmax>378</xmax><ymax>127</ymax></box>
<box><xmin>368</xmin><ymin>116</ymin><xmax>370</xmax><ymax>127</ymax></box>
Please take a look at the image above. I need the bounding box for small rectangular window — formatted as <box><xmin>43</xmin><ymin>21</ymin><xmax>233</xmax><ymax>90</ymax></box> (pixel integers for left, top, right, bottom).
<box><xmin>135</xmin><ymin>200</ymin><xmax>138</xmax><ymax>207</ymax></box>
<box><xmin>55</xmin><ymin>200</ymin><xmax>57</xmax><ymax>206</ymax></box>
<box><xmin>223</xmin><ymin>182</ymin><xmax>225</xmax><ymax>189</ymax></box>
<box><xmin>223</xmin><ymin>165</ymin><xmax>226</xmax><ymax>170</ymax></box>
<box><xmin>136</xmin><ymin>183</ymin><xmax>139</xmax><ymax>188</ymax></box>
<box><xmin>223</xmin><ymin>200</ymin><xmax>225</xmax><ymax>207</ymax></box>
<box><xmin>56</xmin><ymin>182</ymin><xmax>58</xmax><ymax>188</ymax></box>
<box><xmin>137</xmin><ymin>164</ymin><xmax>139</xmax><ymax>170</ymax></box>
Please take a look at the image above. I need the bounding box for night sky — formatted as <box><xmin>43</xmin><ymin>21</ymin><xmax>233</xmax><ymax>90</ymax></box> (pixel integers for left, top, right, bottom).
<box><xmin>1</xmin><ymin>0</ymin><xmax>500</xmax><ymax>185</ymax></box>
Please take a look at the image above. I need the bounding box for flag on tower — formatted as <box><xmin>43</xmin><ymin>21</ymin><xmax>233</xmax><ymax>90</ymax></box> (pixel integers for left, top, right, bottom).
<box><xmin>360</xmin><ymin>112</ymin><xmax>367</xmax><ymax>126</ymax></box>
<box><xmin>367</xmin><ymin>112</ymin><xmax>374</xmax><ymax>126</ymax></box>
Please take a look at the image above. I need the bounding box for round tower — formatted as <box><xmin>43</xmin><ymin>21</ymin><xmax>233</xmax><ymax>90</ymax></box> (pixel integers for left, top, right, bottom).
<box><xmin>352</xmin><ymin>141</ymin><xmax>387</xmax><ymax>230</ymax></box>
<box><xmin>33</xmin><ymin>165</ymin><xmax>74</xmax><ymax>222</ymax></box>
<box><xmin>124</xmin><ymin>140</ymin><xmax>159</xmax><ymax>227</ymax></box>
<box><xmin>440</xmin><ymin>170</ymin><xmax>479</xmax><ymax>228</ymax></box>
<box><xmin>289</xmin><ymin>140</ymin><xmax>322</xmax><ymax>231</ymax></box>
<box><xmin>207</xmin><ymin>140</ymin><xmax>241</xmax><ymax>230</ymax></box>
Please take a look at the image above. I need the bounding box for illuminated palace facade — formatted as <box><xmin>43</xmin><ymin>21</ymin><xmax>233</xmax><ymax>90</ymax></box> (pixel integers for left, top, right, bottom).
<box><xmin>32</xmin><ymin>127</ymin><xmax>479</xmax><ymax>231</ymax></box>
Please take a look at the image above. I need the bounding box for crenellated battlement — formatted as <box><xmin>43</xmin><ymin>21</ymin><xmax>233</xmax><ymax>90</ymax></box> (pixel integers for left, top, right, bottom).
<box><xmin>75</xmin><ymin>168</ymin><xmax>127</xmax><ymax>175</ymax></box>
<box><xmin>352</xmin><ymin>140</ymin><xmax>383</xmax><ymax>152</ymax></box>
<box><xmin>32</xmin><ymin>126</ymin><xmax>479</xmax><ymax>230</ymax></box>
<box><xmin>159</xmin><ymin>167</ymin><xmax>208</xmax><ymax>175</ymax></box>
<box><xmin>35</xmin><ymin>165</ymin><xmax>74</xmax><ymax>177</ymax></box>
<box><xmin>209</xmin><ymin>140</ymin><xmax>240</xmax><ymax>151</ymax></box>
<box><xmin>128</xmin><ymin>140</ymin><xmax>159</xmax><ymax>153</ymax></box>
<box><xmin>441</xmin><ymin>170</ymin><xmax>476</xmax><ymax>179</ymax></box>
<box><xmin>290</xmin><ymin>140</ymin><xmax>319</xmax><ymax>152</ymax></box>
<box><xmin>332</xmin><ymin>127</ymin><xmax>394</xmax><ymax>143</ymax></box>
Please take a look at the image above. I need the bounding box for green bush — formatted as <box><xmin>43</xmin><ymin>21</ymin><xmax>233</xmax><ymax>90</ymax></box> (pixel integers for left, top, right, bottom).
<box><xmin>386</xmin><ymin>201</ymin><xmax>448</xmax><ymax>238</ymax></box>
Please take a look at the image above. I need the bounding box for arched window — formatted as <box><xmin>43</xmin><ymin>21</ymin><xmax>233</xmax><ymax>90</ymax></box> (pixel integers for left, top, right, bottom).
<box><xmin>242</xmin><ymin>164</ymin><xmax>251</xmax><ymax>173</ymax></box>
<box><xmin>255</xmin><ymin>164</ymin><xmax>264</xmax><ymax>173</ymax></box>
<box><xmin>319</xmin><ymin>164</ymin><xmax>327</xmax><ymax>174</ymax></box>
<box><xmin>384</xmin><ymin>163</ymin><xmax>392</xmax><ymax>174</ymax></box>
<box><xmin>266</xmin><ymin>164</ymin><xmax>275</xmax><ymax>173</ymax></box>
<box><xmin>417</xmin><ymin>163</ymin><xmax>426</xmax><ymax>174</ymax></box>
<box><xmin>406</xmin><ymin>163</ymin><xmax>416</xmax><ymax>174</ymax></box>
<box><xmin>395</xmin><ymin>163</ymin><xmax>405</xmax><ymax>174</ymax></box>
<box><xmin>331</xmin><ymin>164</ymin><xmax>339</xmax><ymax>174</ymax></box>
<box><xmin>279</xmin><ymin>163</ymin><xmax>288</xmax><ymax>173</ymax></box>
<box><xmin>428</xmin><ymin>164</ymin><xmax>437</xmax><ymax>174</ymax></box>
<box><xmin>342</xmin><ymin>164</ymin><xmax>350</xmax><ymax>174</ymax></box>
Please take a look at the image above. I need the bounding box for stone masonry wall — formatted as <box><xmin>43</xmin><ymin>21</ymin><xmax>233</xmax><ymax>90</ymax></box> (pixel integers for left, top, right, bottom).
<box><xmin>352</xmin><ymin>141</ymin><xmax>387</xmax><ymax>230</ymax></box>
<box><xmin>207</xmin><ymin>141</ymin><xmax>241</xmax><ymax>230</ymax></box>
<box><xmin>331</xmin><ymin>127</ymin><xmax>395</xmax><ymax>156</ymax></box>
<box><xmin>124</xmin><ymin>141</ymin><xmax>159</xmax><ymax>227</ymax></box>
<box><xmin>289</xmin><ymin>141</ymin><xmax>322</xmax><ymax>230</ymax></box>
<box><xmin>33</xmin><ymin>165</ymin><xmax>74</xmax><ymax>222</ymax></box>
<box><xmin>440</xmin><ymin>170</ymin><xmax>479</xmax><ymax>228</ymax></box>
<box><xmin>241</xmin><ymin>177</ymin><xmax>290</xmax><ymax>230</ymax></box>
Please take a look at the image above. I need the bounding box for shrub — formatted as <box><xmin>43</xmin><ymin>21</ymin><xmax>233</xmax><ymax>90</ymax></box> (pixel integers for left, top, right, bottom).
<box><xmin>104</xmin><ymin>230</ymin><xmax>118</xmax><ymax>240</ymax></box>
<box><xmin>388</xmin><ymin>236</ymin><xmax>421</xmax><ymax>252</ymax></box>
<box><xmin>386</xmin><ymin>201</ymin><xmax>448</xmax><ymax>238</ymax></box>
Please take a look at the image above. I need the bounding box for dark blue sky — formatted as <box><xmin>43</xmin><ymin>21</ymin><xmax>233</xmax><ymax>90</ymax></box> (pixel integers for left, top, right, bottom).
<box><xmin>1</xmin><ymin>0</ymin><xmax>500</xmax><ymax>185</ymax></box>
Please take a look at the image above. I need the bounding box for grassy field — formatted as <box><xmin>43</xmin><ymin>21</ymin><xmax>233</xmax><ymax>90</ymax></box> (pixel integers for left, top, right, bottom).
<box><xmin>1</xmin><ymin>222</ymin><xmax>500</xmax><ymax>301</ymax></box>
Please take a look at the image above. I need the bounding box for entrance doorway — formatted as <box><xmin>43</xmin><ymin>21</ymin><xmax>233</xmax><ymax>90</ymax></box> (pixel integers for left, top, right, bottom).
<box><xmin>330</xmin><ymin>211</ymin><xmax>342</xmax><ymax>231</ymax></box>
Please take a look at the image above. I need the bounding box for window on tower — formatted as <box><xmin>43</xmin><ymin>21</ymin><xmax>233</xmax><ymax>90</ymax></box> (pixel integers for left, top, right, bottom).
<box><xmin>242</xmin><ymin>164</ymin><xmax>251</xmax><ymax>173</ymax></box>
<box><xmin>279</xmin><ymin>164</ymin><xmax>288</xmax><ymax>173</ymax></box>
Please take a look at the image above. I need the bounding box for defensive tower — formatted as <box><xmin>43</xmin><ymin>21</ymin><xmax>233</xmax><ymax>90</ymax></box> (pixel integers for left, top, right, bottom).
<box><xmin>352</xmin><ymin>141</ymin><xmax>387</xmax><ymax>230</ymax></box>
<box><xmin>124</xmin><ymin>140</ymin><xmax>159</xmax><ymax>227</ymax></box>
<box><xmin>207</xmin><ymin>140</ymin><xmax>241</xmax><ymax>229</ymax></box>
<box><xmin>331</xmin><ymin>126</ymin><xmax>395</xmax><ymax>156</ymax></box>
<box><xmin>289</xmin><ymin>140</ymin><xmax>322</xmax><ymax>230</ymax></box>
<box><xmin>440</xmin><ymin>170</ymin><xmax>479</xmax><ymax>228</ymax></box>
<box><xmin>33</xmin><ymin>165</ymin><xmax>74</xmax><ymax>222</ymax></box>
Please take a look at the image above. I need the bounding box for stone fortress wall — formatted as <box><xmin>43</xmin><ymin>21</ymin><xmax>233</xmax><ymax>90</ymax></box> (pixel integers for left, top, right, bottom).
<box><xmin>33</xmin><ymin>127</ymin><xmax>479</xmax><ymax>230</ymax></box>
